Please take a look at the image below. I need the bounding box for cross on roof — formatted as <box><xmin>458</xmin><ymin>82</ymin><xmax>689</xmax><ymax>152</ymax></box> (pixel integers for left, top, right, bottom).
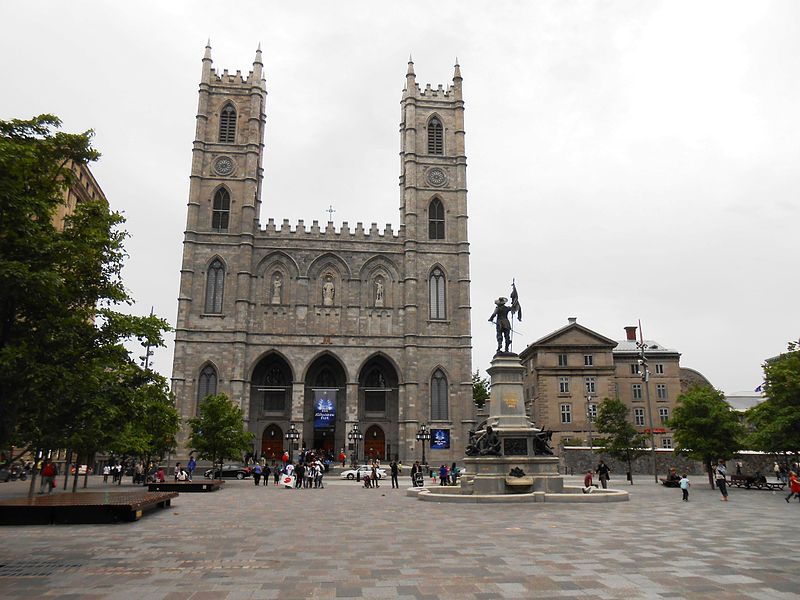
<box><xmin>326</xmin><ymin>205</ymin><xmax>336</xmax><ymax>222</ymax></box>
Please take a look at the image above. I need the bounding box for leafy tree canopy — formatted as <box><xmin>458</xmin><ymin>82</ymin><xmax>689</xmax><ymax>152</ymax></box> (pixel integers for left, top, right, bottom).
<box><xmin>0</xmin><ymin>115</ymin><xmax>171</xmax><ymax>456</ymax></box>
<box><xmin>188</xmin><ymin>394</ymin><xmax>254</xmax><ymax>469</ymax></box>
<box><xmin>746</xmin><ymin>343</ymin><xmax>800</xmax><ymax>454</ymax></box>
<box><xmin>594</xmin><ymin>397</ymin><xmax>649</xmax><ymax>483</ymax></box>
<box><xmin>670</xmin><ymin>385</ymin><xmax>744</xmax><ymax>484</ymax></box>
<box><xmin>472</xmin><ymin>370</ymin><xmax>490</xmax><ymax>409</ymax></box>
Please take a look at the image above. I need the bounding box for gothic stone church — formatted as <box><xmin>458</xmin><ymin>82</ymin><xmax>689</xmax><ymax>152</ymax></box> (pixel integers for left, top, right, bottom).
<box><xmin>171</xmin><ymin>44</ymin><xmax>474</xmax><ymax>463</ymax></box>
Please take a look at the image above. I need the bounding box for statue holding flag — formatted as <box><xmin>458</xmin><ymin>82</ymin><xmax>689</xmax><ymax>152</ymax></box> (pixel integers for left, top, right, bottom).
<box><xmin>488</xmin><ymin>280</ymin><xmax>522</xmax><ymax>354</ymax></box>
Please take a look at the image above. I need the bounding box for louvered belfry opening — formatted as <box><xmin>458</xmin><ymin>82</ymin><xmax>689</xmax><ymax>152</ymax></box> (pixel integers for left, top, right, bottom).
<box><xmin>218</xmin><ymin>104</ymin><xmax>237</xmax><ymax>143</ymax></box>
<box><xmin>427</xmin><ymin>117</ymin><xmax>443</xmax><ymax>155</ymax></box>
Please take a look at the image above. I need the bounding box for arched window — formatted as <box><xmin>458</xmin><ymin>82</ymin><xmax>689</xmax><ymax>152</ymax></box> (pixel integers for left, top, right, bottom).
<box><xmin>428</xmin><ymin>198</ymin><xmax>445</xmax><ymax>240</ymax></box>
<box><xmin>427</xmin><ymin>116</ymin><xmax>443</xmax><ymax>155</ymax></box>
<box><xmin>218</xmin><ymin>104</ymin><xmax>237</xmax><ymax>143</ymax></box>
<box><xmin>197</xmin><ymin>364</ymin><xmax>218</xmax><ymax>414</ymax></box>
<box><xmin>429</xmin><ymin>268</ymin><xmax>446</xmax><ymax>320</ymax></box>
<box><xmin>431</xmin><ymin>369</ymin><xmax>448</xmax><ymax>420</ymax></box>
<box><xmin>205</xmin><ymin>259</ymin><xmax>225</xmax><ymax>313</ymax></box>
<box><xmin>212</xmin><ymin>188</ymin><xmax>230</xmax><ymax>231</ymax></box>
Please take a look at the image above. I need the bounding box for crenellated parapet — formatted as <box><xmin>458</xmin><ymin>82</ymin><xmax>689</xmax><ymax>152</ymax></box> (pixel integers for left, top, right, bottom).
<box><xmin>259</xmin><ymin>218</ymin><xmax>404</xmax><ymax>240</ymax></box>
<box><xmin>210</xmin><ymin>68</ymin><xmax>261</xmax><ymax>87</ymax></box>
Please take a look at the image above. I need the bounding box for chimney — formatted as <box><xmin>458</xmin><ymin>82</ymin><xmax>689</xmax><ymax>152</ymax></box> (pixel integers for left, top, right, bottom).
<box><xmin>568</xmin><ymin>317</ymin><xmax>577</xmax><ymax>325</ymax></box>
<box><xmin>624</xmin><ymin>326</ymin><xmax>638</xmax><ymax>341</ymax></box>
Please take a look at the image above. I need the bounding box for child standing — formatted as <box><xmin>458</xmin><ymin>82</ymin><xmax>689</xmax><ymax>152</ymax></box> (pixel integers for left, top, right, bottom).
<box><xmin>679</xmin><ymin>473</ymin><xmax>690</xmax><ymax>501</ymax></box>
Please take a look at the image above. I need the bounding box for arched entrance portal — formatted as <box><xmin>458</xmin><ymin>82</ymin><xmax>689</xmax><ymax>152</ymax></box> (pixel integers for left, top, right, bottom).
<box><xmin>304</xmin><ymin>354</ymin><xmax>347</xmax><ymax>456</ymax></box>
<box><xmin>261</xmin><ymin>424</ymin><xmax>283</xmax><ymax>460</ymax></box>
<box><xmin>364</xmin><ymin>425</ymin><xmax>385</xmax><ymax>461</ymax></box>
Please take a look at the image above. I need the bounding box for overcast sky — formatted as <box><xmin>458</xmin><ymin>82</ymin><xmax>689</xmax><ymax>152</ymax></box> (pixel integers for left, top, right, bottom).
<box><xmin>3</xmin><ymin>1</ymin><xmax>799</xmax><ymax>394</ymax></box>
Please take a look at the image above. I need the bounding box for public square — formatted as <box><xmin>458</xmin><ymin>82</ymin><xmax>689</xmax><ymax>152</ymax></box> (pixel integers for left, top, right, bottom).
<box><xmin>0</xmin><ymin>473</ymin><xmax>798</xmax><ymax>599</ymax></box>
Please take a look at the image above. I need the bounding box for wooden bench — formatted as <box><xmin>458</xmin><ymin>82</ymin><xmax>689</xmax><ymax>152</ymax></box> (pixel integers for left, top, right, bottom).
<box><xmin>147</xmin><ymin>480</ymin><xmax>223</xmax><ymax>493</ymax></box>
<box><xmin>728</xmin><ymin>474</ymin><xmax>785</xmax><ymax>491</ymax></box>
<box><xmin>0</xmin><ymin>491</ymin><xmax>177</xmax><ymax>525</ymax></box>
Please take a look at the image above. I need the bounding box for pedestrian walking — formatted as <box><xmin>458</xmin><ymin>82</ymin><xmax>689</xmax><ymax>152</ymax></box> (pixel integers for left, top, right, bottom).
<box><xmin>273</xmin><ymin>463</ymin><xmax>281</xmax><ymax>485</ymax></box>
<box><xmin>390</xmin><ymin>459</ymin><xmax>399</xmax><ymax>489</ymax></box>
<box><xmin>736</xmin><ymin>461</ymin><xmax>742</xmax><ymax>475</ymax></box>
<box><xmin>439</xmin><ymin>464</ymin><xmax>448</xmax><ymax>486</ymax></box>
<box><xmin>262</xmin><ymin>464</ymin><xmax>271</xmax><ymax>486</ymax></box>
<box><xmin>785</xmin><ymin>471</ymin><xmax>800</xmax><ymax>502</ymax></box>
<box><xmin>253</xmin><ymin>463</ymin><xmax>262</xmax><ymax>486</ymax></box>
<box><xmin>679</xmin><ymin>473</ymin><xmax>690</xmax><ymax>501</ymax></box>
<box><xmin>714</xmin><ymin>459</ymin><xmax>729</xmax><ymax>501</ymax></box>
<box><xmin>450</xmin><ymin>462</ymin><xmax>458</xmax><ymax>486</ymax></box>
<box><xmin>187</xmin><ymin>454</ymin><xmax>196</xmax><ymax>481</ymax></box>
<box><xmin>371</xmin><ymin>462</ymin><xmax>380</xmax><ymax>488</ymax></box>
<box><xmin>410</xmin><ymin>461</ymin><xmax>422</xmax><ymax>487</ymax></box>
<box><xmin>38</xmin><ymin>459</ymin><xmax>57</xmax><ymax>494</ymax></box>
<box><xmin>596</xmin><ymin>460</ymin><xmax>611</xmax><ymax>489</ymax></box>
<box><xmin>103</xmin><ymin>465</ymin><xmax>110</xmax><ymax>483</ymax></box>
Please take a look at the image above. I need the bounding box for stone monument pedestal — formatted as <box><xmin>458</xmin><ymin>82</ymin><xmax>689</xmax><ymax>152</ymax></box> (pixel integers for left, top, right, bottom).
<box><xmin>461</xmin><ymin>353</ymin><xmax>563</xmax><ymax>495</ymax></box>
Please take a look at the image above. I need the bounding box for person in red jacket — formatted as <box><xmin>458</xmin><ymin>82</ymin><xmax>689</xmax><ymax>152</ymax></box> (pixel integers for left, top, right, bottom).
<box><xmin>582</xmin><ymin>470</ymin><xmax>595</xmax><ymax>493</ymax></box>
<box><xmin>785</xmin><ymin>471</ymin><xmax>800</xmax><ymax>502</ymax></box>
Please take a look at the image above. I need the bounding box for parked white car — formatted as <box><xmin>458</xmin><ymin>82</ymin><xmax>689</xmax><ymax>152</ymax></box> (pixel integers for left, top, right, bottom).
<box><xmin>340</xmin><ymin>465</ymin><xmax>387</xmax><ymax>480</ymax></box>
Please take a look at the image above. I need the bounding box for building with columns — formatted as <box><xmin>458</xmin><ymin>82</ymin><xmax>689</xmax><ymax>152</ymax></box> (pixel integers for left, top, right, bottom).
<box><xmin>170</xmin><ymin>45</ymin><xmax>474</xmax><ymax>463</ymax></box>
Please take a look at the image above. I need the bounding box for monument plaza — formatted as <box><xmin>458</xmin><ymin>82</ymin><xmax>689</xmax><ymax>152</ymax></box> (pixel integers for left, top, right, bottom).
<box><xmin>0</xmin><ymin>475</ymin><xmax>796</xmax><ymax>599</ymax></box>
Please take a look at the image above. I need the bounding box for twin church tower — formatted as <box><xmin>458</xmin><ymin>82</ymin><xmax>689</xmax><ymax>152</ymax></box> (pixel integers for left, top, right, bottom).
<box><xmin>171</xmin><ymin>43</ymin><xmax>474</xmax><ymax>463</ymax></box>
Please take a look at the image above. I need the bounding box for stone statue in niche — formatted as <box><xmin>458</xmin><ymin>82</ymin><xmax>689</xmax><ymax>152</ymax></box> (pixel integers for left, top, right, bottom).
<box><xmin>375</xmin><ymin>279</ymin><xmax>384</xmax><ymax>307</ymax></box>
<box><xmin>271</xmin><ymin>274</ymin><xmax>282</xmax><ymax>305</ymax></box>
<box><xmin>322</xmin><ymin>274</ymin><xmax>335</xmax><ymax>306</ymax></box>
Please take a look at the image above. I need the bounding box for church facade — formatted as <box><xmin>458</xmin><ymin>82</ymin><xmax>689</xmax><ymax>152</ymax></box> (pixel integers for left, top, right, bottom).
<box><xmin>170</xmin><ymin>45</ymin><xmax>474</xmax><ymax>464</ymax></box>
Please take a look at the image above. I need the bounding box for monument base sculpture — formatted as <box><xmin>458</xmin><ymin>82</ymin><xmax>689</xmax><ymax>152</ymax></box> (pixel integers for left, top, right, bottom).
<box><xmin>410</xmin><ymin>352</ymin><xmax>628</xmax><ymax>504</ymax></box>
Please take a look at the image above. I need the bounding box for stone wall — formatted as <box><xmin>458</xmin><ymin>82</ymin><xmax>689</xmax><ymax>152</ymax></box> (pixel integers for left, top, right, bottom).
<box><xmin>559</xmin><ymin>447</ymin><xmax>784</xmax><ymax>479</ymax></box>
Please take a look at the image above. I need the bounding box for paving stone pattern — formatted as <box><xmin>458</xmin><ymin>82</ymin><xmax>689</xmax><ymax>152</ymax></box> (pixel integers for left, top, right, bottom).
<box><xmin>0</xmin><ymin>474</ymin><xmax>798</xmax><ymax>599</ymax></box>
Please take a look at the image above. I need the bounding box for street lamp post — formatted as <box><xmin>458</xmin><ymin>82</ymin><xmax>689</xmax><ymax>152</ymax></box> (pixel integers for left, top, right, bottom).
<box><xmin>415</xmin><ymin>424</ymin><xmax>430</xmax><ymax>468</ymax></box>
<box><xmin>637</xmin><ymin>342</ymin><xmax>658</xmax><ymax>484</ymax></box>
<box><xmin>586</xmin><ymin>394</ymin><xmax>594</xmax><ymax>450</ymax></box>
<box><xmin>347</xmin><ymin>423</ymin><xmax>362</xmax><ymax>468</ymax></box>
<box><xmin>285</xmin><ymin>423</ymin><xmax>300</xmax><ymax>462</ymax></box>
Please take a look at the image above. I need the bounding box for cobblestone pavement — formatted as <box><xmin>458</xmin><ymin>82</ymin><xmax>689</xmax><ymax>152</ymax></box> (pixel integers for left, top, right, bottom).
<box><xmin>0</xmin><ymin>472</ymin><xmax>798</xmax><ymax>599</ymax></box>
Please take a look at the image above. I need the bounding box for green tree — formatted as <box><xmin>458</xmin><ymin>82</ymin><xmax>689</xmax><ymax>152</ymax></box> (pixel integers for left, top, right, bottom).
<box><xmin>594</xmin><ymin>397</ymin><xmax>649</xmax><ymax>484</ymax></box>
<box><xmin>0</xmin><ymin>115</ymin><xmax>171</xmax><ymax>474</ymax></box>
<box><xmin>472</xmin><ymin>370</ymin><xmax>490</xmax><ymax>409</ymax></box>
<box><xmin>108</xmin><ymin>368</ymin><xmax>180</xmax><ymax>484</ymax></box>
<box><xmin>188</xmin><ymin>394</ymin><xmax>254</xmax><ymax>477</ymax></box>
<box><xmin>670</xmin><ymin>386</ymin><xmax>744</xmax><ymax>488</ymax></box>
<box><xmin>746</xmin><ymin>343</ymin><xmax>800</xmax><ymax>459</ymax></box>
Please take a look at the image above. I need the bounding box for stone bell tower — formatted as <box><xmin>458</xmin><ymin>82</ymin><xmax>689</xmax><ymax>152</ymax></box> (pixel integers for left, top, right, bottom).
<box><xmin>398</xmin><ymin>59</ymin><xmax>474</xmax><ymax>456</ymax></box>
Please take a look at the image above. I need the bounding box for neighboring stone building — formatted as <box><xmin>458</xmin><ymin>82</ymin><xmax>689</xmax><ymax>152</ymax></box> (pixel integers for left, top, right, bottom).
<box><xmin>170</xmin><ymin>45</ymin><xmax>473</xmax><ymax>463</ymax></box>
<box><xmin>55</xmin><ymin>160</ymin><xmax>106</xmax><ymax>230</ymax></box>
<box><xmin>520</xmin><ymin>318</ymin><xmax>699</xmax><ymax>449</ymax></box>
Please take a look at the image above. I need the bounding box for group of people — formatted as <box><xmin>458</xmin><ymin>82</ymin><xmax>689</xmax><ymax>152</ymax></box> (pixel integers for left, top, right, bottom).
<box><xmin>581</xmin><ymin>460</ymin><xmax>612</xmax><ymax>493</ymax></box>
<box><xmin>436</xmin><ymin>463</ymin><xmax>460</xmax><ymax>486</ymax></box>
<box><xmin>280</xmin><ymin>457</ymin><xmax>327</xmax><ymax>488</ymax></box>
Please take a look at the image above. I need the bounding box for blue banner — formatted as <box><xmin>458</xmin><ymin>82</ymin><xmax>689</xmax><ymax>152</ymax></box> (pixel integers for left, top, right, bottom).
<box><xmin>431</xmin><ymin>428</ymin><xmax>450</xmax><ymax>450</ymax></box>
<box><xmin>313</xmin><ymin>390</ymin><xmax>337</xmax><ymax>429</ymax></box>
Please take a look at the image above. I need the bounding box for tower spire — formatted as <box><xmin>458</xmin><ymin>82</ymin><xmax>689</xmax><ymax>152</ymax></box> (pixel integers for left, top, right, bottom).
<box><xmin>453</xmin><ymin>57</ymin><xmax>461</xmax><ymax>80</ymax></box>
<box><xmin>202</xmin><ymin>39</ymin><xmax>213</xmax><ymax>83</ymax></box>
<box><xmin>404</xmin><ymin>54</ymin><xmax>417</xmax><ymax>97</ymax></box>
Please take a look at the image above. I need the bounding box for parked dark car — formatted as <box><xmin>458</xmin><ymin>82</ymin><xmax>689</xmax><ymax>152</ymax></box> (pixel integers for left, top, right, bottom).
<box><xmin>204</xmin><ymin>464</ymin><xmax>252</xmax><ymax>480</ymax></box>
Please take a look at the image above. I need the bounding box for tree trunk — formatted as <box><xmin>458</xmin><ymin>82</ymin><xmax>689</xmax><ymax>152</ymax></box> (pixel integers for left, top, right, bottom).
<box><xmin>706</xmin><ymin>458</ymin><xmax>715</xmax><ymax>489</ymax></box>
<box><xmin>71</xmin><ymin>451</ymin><xmax>80</xmax><ymax>493</ymax></box>
<box><xmin>27</xmin><ymin>448</ymin><xmax>39</xmax><ymax>497</ymax></box>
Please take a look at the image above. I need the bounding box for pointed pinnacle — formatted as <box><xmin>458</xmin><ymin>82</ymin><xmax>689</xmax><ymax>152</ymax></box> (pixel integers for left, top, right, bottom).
<box><xmin>407</xmin><ymin>55</ymin><xmax>415</xmax><ymax>76</ymax></box>
<box><xmin>204</xmin><ymin>39</ymin><xmax>212</xmax><ymax>60</ymax></box>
